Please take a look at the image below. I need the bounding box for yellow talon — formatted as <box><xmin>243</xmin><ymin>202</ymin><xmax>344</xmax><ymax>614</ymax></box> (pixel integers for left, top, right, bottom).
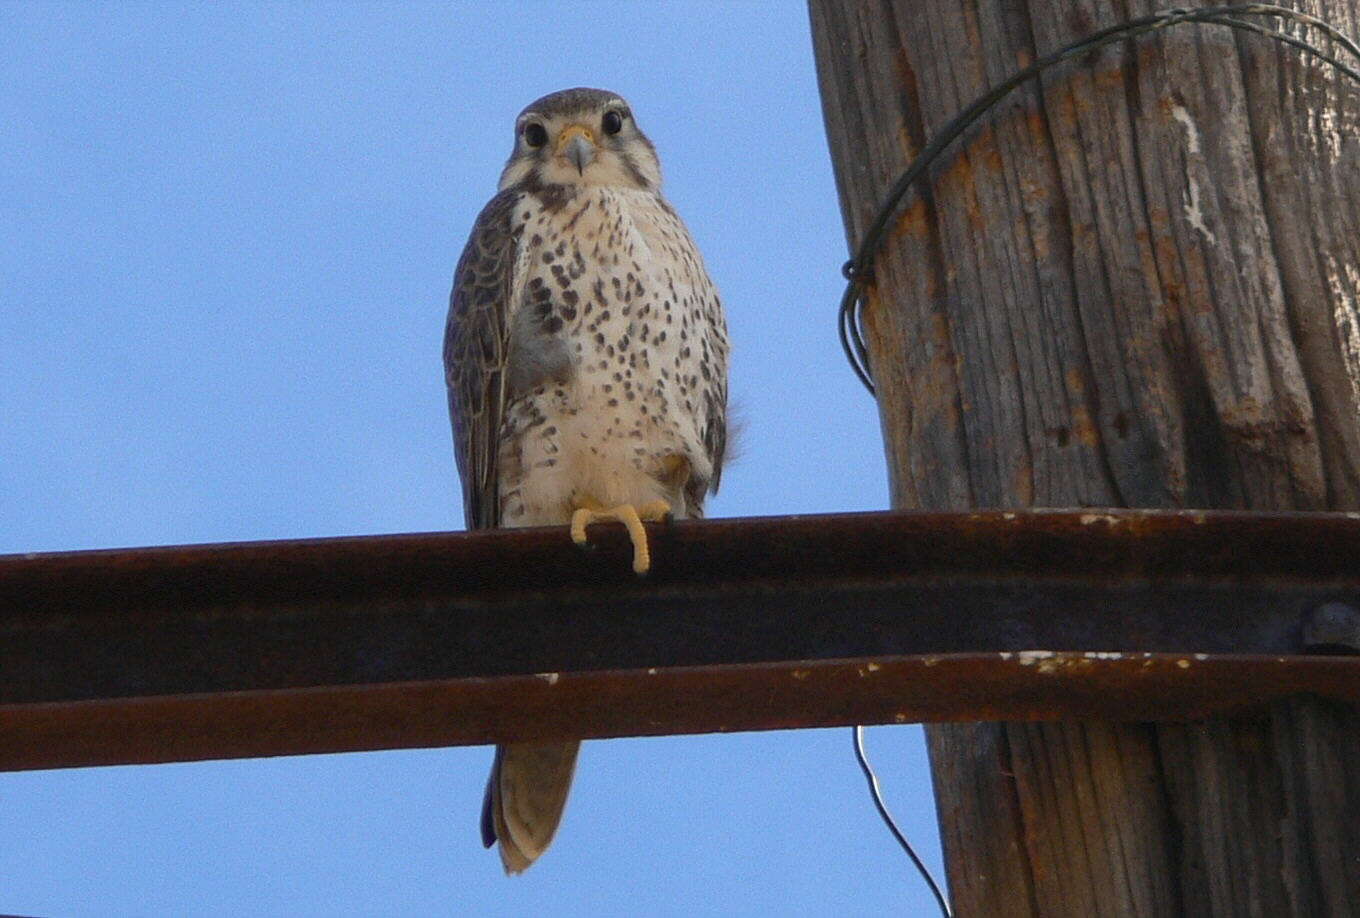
<box><xmin>570</xmin><ymin>500</ymin><xmax>672</xmax><ymax>574</ymax></box>
<box><xmin>569</xmin><ymin>507</ymin><xmax>598</xmax><ymax>549</ymax></box>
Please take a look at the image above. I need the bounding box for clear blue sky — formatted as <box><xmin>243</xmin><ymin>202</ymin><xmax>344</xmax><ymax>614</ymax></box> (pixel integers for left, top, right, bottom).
<box><xmin>1</xmin><ymin>2</ymin><xmax>947</xmax><ymax>914</ymax></box>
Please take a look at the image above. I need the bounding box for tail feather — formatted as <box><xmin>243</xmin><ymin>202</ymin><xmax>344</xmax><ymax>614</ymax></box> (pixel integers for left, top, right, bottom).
<box><xmin>481</xmin><ymin>741</ymin><xmax>581</xmax><ymax>874</ymax></box>
<box><xmin>480</xmin><ymin>746</ymin><xmax>503</xmax><ymax>849</ymax></box>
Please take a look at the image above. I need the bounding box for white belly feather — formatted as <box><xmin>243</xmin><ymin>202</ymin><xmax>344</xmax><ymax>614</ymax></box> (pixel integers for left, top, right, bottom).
<box><xmin>497</xmin><ymin>186</ymin><xmax>724</xmax><ymax>527</ymax></box>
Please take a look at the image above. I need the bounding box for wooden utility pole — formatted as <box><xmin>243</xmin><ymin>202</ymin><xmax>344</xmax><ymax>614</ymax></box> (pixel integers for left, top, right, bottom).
<box><xmin>811</xmin><ymin>2</ymin><xmax>1360</xmax><ymax>915</ymax></box>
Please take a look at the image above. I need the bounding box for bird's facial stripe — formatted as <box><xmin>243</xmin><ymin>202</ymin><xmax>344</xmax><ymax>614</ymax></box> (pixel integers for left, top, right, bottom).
<box><xmin>617</xmin><ymin>149</ymin><xmax>650</xmax><ymax>188</ymax></box>
<box><xmin>554</xmin><ymin>124</ymin><xmax>597</xmax><ymax>156</ymax></box>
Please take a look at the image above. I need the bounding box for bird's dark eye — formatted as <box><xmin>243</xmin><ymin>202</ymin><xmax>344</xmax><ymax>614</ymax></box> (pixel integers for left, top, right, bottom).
<box><xmin>602</xmin><ymin>110</ymin><xmax>624</xmax><ymax>136</ymax></box>
<box><xmin>523</xmin><ymin>122</ymin><xmax>548</xmax><ymax>148</ymax></box>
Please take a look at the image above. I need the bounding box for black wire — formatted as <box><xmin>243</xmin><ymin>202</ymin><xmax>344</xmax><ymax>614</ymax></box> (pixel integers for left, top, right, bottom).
<box><xmin>838</xmin><ymin>4</ymin><xmax>1360</xmax><ymax>396</ymax></box>
<box><xmin>853</xmin><ymin>725</ymin><xmax>952</xmax><ymax>918</ymax></box>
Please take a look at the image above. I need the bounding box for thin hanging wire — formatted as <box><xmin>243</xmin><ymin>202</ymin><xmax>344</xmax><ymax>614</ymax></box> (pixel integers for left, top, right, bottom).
<box><xmin>838</xmin><ymin>4</ymin><xmax>1360</xmax><ymax>395</ymax></box>
<box><xmin>853</xmin><ymin>725</ymin><xmax>952</xmax><ymax>917</ymax></box>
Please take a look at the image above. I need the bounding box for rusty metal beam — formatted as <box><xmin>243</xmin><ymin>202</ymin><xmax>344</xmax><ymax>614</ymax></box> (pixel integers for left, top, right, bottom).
<box><xmin>2</xmin><ymin>509</ymin><xmax>1359</xmax><ymax>771</ymax></box>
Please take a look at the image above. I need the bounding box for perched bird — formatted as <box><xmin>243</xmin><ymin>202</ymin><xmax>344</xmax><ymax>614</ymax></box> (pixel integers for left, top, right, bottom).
<box><xmin>443</xmin><ymin>88</ymin><xmax>729</xmax><ymax>872</ymax></box>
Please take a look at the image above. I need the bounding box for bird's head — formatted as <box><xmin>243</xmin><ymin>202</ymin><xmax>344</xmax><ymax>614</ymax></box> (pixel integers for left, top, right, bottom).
<box><xmin>499</xmin><ymin>88</ymin><xmax>662</xmax><ymax>193</ymax></box>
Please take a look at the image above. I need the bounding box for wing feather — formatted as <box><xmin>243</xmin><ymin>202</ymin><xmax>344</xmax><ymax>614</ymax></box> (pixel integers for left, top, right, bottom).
<box><xmin>700</xmin><ymin>298</ymin><xmax>729</xmax><ymax>499</ymax></box>
<box><xmin>444</xmin><ymin>189</ymin><xmax>523</xmax><ymax>530</ymax></box>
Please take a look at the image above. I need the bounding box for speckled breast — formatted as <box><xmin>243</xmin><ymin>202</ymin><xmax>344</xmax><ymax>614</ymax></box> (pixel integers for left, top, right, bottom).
<box><xmin>496</xmin><ymin>184</ymin><xmax>726</xmax><ymax>523</ymax></box>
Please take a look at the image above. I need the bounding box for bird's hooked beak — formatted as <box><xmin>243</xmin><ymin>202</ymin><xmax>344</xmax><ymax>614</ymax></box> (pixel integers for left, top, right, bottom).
<box><xmin>555</xmin><ymin>123</ymin><xmax>597</xmax><ymax>175</ymax></box>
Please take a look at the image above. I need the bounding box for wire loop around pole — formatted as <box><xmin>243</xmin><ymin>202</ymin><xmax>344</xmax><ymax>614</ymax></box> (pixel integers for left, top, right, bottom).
<box><xmin>837</xmin><ymin>4</ymin><xmax>1360</xmax><ymax>396</ymax></box>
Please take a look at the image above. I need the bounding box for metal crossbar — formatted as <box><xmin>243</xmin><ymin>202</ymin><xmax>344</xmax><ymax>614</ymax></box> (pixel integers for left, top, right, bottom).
<box><xmin>3</xmin><ymin>509</ymin><xmax>1358</xmax><ymax>771</ymax></box>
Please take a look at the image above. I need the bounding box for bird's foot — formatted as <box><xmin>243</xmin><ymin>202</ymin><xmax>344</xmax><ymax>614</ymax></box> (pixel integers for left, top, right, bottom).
<box><xmin>570</xmin><ymin>500</ymin><xmax>672</xmax><ymax>575</ymax></box>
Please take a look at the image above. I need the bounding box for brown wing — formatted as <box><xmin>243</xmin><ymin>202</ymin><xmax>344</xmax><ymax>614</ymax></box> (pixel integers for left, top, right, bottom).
<box><xmin>679</xmin><ymin>214</ymin><xmax>730</xmax><ymax>511</ymax></box>
<box><xmin>444</xmin><ymin>189</ymin><xmax>523</xmax><ymax>530</ymax></box>
<box><xmin>696</xmin><ymin>297</ymin><xmax>730</xmax><ymax>509</ymax></box>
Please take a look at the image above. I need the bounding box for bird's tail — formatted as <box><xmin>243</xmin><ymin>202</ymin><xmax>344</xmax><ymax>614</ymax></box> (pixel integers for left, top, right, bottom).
<box><xmin>481</xmin><ymin>740</ymin><xmax>582</xmax><ymax>873</ymax></box>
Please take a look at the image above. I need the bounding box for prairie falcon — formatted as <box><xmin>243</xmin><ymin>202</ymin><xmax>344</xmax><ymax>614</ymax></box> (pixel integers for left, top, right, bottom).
<box><xmin>443</xmin><ymin>88</ymin><xmax>729</xmax><ymax>872</ymax></box>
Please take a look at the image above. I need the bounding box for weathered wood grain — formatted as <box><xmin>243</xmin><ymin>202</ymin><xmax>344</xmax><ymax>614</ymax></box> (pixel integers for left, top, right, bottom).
<box><xmin>809</xmin><ymin>1</ymin><xmax>1360</xmax><ymax>914</ymax></box>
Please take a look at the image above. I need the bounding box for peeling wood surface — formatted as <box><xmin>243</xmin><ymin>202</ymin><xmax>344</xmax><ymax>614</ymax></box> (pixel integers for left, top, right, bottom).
<box><xmin>810</xmin><ymin>1</ymin><xmax>1360</xmax><ymax>915</ymax></box>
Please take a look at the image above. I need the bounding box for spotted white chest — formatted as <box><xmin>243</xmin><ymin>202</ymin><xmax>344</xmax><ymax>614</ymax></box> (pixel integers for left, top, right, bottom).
<box><xmin>495</xmin><ymin>185</ymin><xmax>726</xmax><ymax>527</ymax></box>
